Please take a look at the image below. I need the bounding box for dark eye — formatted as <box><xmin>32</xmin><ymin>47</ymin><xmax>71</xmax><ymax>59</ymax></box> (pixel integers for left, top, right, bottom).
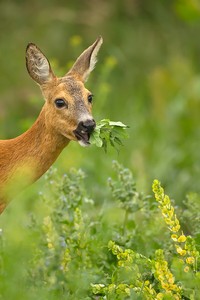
<box><xmin>88</xmin><ymin>94</ymin><xmax>93</xmax><ymax>103</ymax></box>
<box><xmin>54</xmin><ymin>98</ymin><xmax>68</xmax><ymax>109</ymax></box>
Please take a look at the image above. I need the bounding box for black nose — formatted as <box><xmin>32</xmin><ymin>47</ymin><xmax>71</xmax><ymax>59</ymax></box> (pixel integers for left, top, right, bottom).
<box><xmin>79</xmin><ymin>119</ymin><xmax>96</xmax><ymax>134</ymax></box>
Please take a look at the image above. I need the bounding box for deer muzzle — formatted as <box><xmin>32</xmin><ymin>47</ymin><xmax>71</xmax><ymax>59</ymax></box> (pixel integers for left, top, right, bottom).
<box><xmin>74</xmin><ymin>119</ymin><xmax>96</xmax><ymax>147</ymax></box>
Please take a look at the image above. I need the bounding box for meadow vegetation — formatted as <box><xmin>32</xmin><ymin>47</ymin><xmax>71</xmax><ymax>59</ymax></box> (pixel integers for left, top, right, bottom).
<box><xmin>1</xmin><ymin>162</ymin><xmax>200</xmax><ymax>299</ymax></box>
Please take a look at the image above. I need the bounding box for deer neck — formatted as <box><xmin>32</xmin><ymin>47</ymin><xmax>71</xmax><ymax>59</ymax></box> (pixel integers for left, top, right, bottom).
<box><xmin>0</xmin><ymin>107</ymin><xmax>69</xmax><ymax>202</ymax></box>
<box><xmin>20</xmin><ymin>107</ymin><xmax>69</xmax><ymax>179</ymax></box>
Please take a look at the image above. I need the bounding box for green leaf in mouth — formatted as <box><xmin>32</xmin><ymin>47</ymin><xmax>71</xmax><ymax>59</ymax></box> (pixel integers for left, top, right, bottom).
<box><xmin>90</xmin><ymin>119</ymin><xmax>129</xmax><ymax>152</ymax></box>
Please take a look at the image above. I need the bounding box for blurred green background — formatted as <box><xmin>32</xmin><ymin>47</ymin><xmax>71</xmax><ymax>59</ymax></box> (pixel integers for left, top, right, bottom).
<box><xmin>1</xmin><ymin>0</ymin><xmax>200</xmax><ymax>205</ymax></box>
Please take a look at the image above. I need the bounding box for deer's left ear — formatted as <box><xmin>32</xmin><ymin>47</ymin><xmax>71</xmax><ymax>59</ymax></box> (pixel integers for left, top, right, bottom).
<box><xmin>26</xmin><ymin>43</ymin><xmax>55</xmax><ymax>85</ymax></box>
<box><xmin>67</xmin><ymin>36</ymin><xmax>103</xmax><ymax>82</ymax></box>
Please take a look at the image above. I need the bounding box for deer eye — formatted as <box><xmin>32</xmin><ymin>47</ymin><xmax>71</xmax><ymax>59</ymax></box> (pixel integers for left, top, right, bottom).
<box><xmin>54</xmin><ymin>98</ymin><xmax>68</xmax><ymax>109</ymax></box>
<box><xmin>88</xmin><ymin>94</ymin><xmax>93</xmax><ymax>103</ymax></box>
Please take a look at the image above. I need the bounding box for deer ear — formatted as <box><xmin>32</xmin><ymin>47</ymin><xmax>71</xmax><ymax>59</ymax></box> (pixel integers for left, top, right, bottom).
<box><xmin>67</xmin><ymin>36</ymin><xmax>103</xmax><ymax>82</ymax></box>
<box><xmin>26</xmin><ymin>43</ymin><xmax>55</xmax><ymax>85</ymax></box>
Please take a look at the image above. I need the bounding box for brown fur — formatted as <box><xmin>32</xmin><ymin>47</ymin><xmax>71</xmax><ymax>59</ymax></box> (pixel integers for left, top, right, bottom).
<box><xmin>0</xmin><ymin>37</ymin><xmax>103</xmax><ymax>213</ymax></box>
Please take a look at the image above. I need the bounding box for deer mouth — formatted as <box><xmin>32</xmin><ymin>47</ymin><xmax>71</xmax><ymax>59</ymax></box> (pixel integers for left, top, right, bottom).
<box><xmin>73</xmin><ymin>130</ymin><xmax>91</xmax><ymax>147</ymax></box>
<box><xmin>73</xmin><ymin>119</ymin><xmax>96</xmax><ymax>147</ymax></box>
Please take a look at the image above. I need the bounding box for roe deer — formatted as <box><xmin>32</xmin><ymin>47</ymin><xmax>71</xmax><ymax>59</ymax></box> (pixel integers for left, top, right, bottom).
<box><xmin>0</xmin><ymin>36</ymin><xmax>103</xmax><ymax>214</ymax></box>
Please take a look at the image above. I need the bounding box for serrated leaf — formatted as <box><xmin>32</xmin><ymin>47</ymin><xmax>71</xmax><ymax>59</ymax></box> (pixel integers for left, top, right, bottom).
<box><xmin>90</xmin><ymin>129</ymin><xmax>103</xmax><ymax>147</ymax></box>
<box><xmin>95</xmin><ymin>137</ymin><xmax>103</xmax><ymax>147</ymax></box>
<box><xmin>96</xmin><ymin>119</ymin><xmax>110</xmax><ymax>128</ymax></box>
<box><xmin>109</xmin><ymin>121</ymin><xmax>129</xmax><ymax>128</ymax></box>
<box><xmin>114</xmin><ymin>137</ymin><xmax>123</xmax><ymax>146</ymax></box>
<box><xmin>112</xmin><ymin>127</ymin><xmax>129</xmax><ymax>138</ymax></box>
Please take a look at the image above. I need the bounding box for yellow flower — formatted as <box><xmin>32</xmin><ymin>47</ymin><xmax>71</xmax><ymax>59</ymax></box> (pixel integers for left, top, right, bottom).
<box><xmin>177</xmin><ymin>235</ymin><xmax>186</xmax><ymax>243</ymax></box>
<box><xmin>156</xmin><ymin>293</ymin><xmax>164</xmax><ymax>299</ymax></box>
<box><xmin>171</xmin><ymin>234</ymin><xmax>178</xmax><ymax>241</ymax></box>
<box><xmin>165</xmin><ymin>218</ymin><xmax>174</xmax><ymax>225</ymax></box>
<box><xmin>174</xmin><ymin>295</ymin><xmax>181</xmax><ymax>300</ymax></box>
<box><xmin>168</xmin><ymin>276</ymin><xmax>175</xmax><ymax>284</ymax></box>
<box><xmin>184</xmin><ymin>266</ymin><xmax>190</xmax><ymax>272</ymax></box>
<box><xmin>171</xmin><ymin>224</ymin><xmax>181</xmax><ymax>232</ymax></box>
<box><xmin>161</xmin><ymin>283</ymin><xmax>170</xmax><ymax>290</ymax></box>
<box><xmin>186</xmin><ymin>257</ymin><xmax>195</xmax><ymax>264</ymax></box>
<box><xmin>163</xmin><ymin>195</ymin><xmax>170</xmax><ymax>205</ymax></box>
<box><xmin>158</xmin><ymin>274</ymin><xmax>165</xmax><ymax>281</ymax></box>
<box><xmin>167</xmin><ymin>208</ymin><xmax>174</xmax><ymax>218</ymax></box>
<box><xmin>176</xmin><ymin>247</ymin><xmax>186</xmax><ymax>256</ymax></box>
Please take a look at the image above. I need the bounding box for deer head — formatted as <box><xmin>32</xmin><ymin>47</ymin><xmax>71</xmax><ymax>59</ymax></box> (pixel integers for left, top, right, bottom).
<box><xmin>26</xmin><ymin>36</ymin><xmax>103</xmax><ymax>146</ymax></box>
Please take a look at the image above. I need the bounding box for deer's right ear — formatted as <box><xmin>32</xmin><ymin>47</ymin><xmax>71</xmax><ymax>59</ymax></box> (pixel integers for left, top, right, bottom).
<box><xmin>67</xmin><ymin>36</ymin><xmax>103</xmax><ymax>82</ymax></box>
<box><xmin>26</xmin><ymin>43</ymin><xmax>55</xmax><ymax>85</ymax></box>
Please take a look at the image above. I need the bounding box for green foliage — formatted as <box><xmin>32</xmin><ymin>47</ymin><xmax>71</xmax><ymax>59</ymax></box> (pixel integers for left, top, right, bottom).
<box><xmin>90</xmin><ymin>119</ymin><xmax>129</xmax><ymax>151</ymax></box>
<box><xmin>1</xmin><ymin>163</ymin><xmax>200</xmax><ymax>299</ymax></box>
<box><xmin>108</xmin><ymin>160</ymin><xmax>145</xmax><ymax>213</ymax></box>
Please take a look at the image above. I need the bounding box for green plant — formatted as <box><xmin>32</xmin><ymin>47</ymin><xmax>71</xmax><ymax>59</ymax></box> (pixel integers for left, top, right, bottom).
<box><xmin>1</xmin><ymin>163</ymin><xmax>200</xmax><ymax>300</ymax></box>
<box><xmin>90</xmin><ymin>119</ymin><xmax>129</xmax><ymax>152</ymax></box>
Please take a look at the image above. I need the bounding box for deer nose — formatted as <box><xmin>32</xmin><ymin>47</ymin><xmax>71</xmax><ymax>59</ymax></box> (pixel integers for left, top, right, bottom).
<box><xmin>79</xmin><ymin>119</ymin><xmax>96</xmax><ymax>134</ymax></box>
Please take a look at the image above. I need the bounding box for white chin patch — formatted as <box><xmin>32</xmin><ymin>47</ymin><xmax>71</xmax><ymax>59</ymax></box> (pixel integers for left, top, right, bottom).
<box><xmin>78</xmin><ymin>140</ymin><xmax>90</xmax><ymax>147</ymax></box>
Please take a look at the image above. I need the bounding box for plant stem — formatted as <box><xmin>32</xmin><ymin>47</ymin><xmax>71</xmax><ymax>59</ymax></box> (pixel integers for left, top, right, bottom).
<box><xmin>123</xmin><ymin>210</ymin><xmax>129</xmax><ymax>236</ymax></box>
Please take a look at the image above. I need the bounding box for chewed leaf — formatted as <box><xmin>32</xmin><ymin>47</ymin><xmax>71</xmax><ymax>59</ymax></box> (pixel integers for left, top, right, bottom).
<box><xmin>90</xmin><ymin>119</ymin><xmax>129</xmax><ymax>152</ymax></box>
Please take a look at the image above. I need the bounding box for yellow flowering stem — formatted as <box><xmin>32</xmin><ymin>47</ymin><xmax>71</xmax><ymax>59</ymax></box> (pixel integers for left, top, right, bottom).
<box><xmin>152</xmin><ymin>179</ymin><xmax>199</xmax><ymax>272</ymax></box>
<box><xmin>154</xmin><ymin>249</ymin><xmax>181</xmax><ymax>297</ymax></box>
